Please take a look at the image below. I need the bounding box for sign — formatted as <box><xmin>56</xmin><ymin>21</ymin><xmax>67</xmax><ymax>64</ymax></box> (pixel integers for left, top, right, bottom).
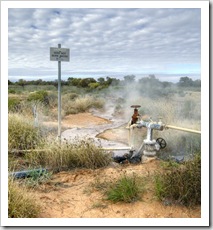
<box><xmin>50</xmin><ymin>47</ymin><xmax>70</xmax><ymax>62</ymax></box>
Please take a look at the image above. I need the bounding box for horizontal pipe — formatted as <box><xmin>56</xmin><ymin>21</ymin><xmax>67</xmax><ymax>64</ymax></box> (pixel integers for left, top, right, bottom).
<box><xmin>102</xmin><ymin>147</ymin><xmax>131</xmax><ymax>150</ymax></box>
<box><xmin>9</xmin><ymin>147</ymin><xmax>132</xmax><ymax>155</ymax></box>
<box><xmin>9</xmin><ymin>168</ymin><xmax>48</xmax><ymax>179</ymax></box>
<box><xmin>165</xmin><ymin>125</ymin><xmax>201</xmax><ymax>134</ymax></box>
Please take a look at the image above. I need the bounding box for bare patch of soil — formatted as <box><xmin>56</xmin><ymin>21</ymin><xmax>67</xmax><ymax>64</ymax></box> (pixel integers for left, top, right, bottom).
<box><xmin>35</xmin><ymin>159</ymin><xmax>200</xmax><ymax>218</ymax></box>
<box><xmin>43</xmin><ymin>112</ymin><xmax>111</xmax><ymax>129</ymax></box>
<box><xmin>63</xmin><ymin>113</ymin><xmax>112</xmax><ymax>128</ymax></box>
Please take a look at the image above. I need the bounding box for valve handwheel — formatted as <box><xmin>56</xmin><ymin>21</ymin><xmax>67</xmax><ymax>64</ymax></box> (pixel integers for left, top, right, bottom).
<box><xmin>131</xmin><ymin>105</ymin><xmax>141</xmax><ymax>109</ymax></box>
<box><xmin>156</xmin><ymin>138</ymin><xmax>167</xmax><ymax>149</ymax></box>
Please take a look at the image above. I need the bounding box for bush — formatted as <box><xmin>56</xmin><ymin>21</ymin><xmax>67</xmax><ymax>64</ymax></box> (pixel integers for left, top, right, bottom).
<box><xmin>8</xmin><ymin>113</ymin><xmax>42</xmax><ymax>150</ymax></box>
<box><xmin>88</xmin><ymin>82</ymin><xmax>100</xmax><ymax>89</ymax></box>
<box><xmin>63</xmin><ymin>95</ymin><xmax>104</xmax><ymax>115</ymax></box>
<box><xmin>106</xmin><ymin>174</ymin><xmax>144</xmax><ymax>203</ymax></box>
<box><xmin>154</xmin><ymin>154</ymin><xmax>201</xmax><ymax>206</ymax></box>
<box><xmin>8</xmin><ymin>98</ymin><xmax>21</xmax><ymax>112</ymax></box>
<box><xmin>8</xmin><ymin>178</ymin><xmax>41</xmax><ymax>218</ymax></box>
<box><xmin>8</xmin><ymin>89</ymin><xmax>16</xmax><ymax>94</ymax></box>
<box><xmin>26</xmin><ymin>139</ymin><xmax>112</xmax><ymax>172</ymax></box>
<box><xmin>24</xmin><ymin>169</ymin><xmax>53</xmax><ymax>188</ymax></box>
<box><xmin>27</xmin><ymin>90</ymin><xmax>49</xmax><ymax>105</ymax></box>
<box><xmin>47</xmin><ymin>92</ymin><xmax>58</xmax><ymax>109</ymax></box>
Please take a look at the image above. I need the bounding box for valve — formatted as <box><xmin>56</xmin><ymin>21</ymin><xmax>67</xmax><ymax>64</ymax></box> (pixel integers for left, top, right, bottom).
<box><xmin>130</xmin><ymin>105</ymin><xmax>141</xmax><ymax>109</ymax></box>
<box><xmin>130</xmin><ymin>105</ymin><xmax>141</xmax><ymax>125</ymax></box>
<box><xmin>156</xmin><ymin>138</ymin><xmax>167</xmax><ymax>149</ymax></box>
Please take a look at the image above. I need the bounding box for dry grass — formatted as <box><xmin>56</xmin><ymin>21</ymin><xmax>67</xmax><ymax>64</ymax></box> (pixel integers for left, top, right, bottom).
<box><xmin>25</xmin><ymin>138</ymin><xmax>112</xmax><ymax>172</ymax></box>
<box><xmin>90</xmin><ymin>173</ymin><xmax>146</xmax><ymax>203</ymax></box>
<box><xmin>106</xmin><ymin>174</ymin><xmax>145</xmax><ymax>203</ymax></box>
<box><xmin>8</xmin><ymin>178</ymin><xmax>41</xmax><ymax>218</ymax></box>
<box><xmin>154</xmin><ymin>153</ymin><xmax>201</xmax><ymax>206</ymax></box>
<box><xmin>8</xmin><ymin>113</ymin><xmax>43</xmax><ymax>151</ymax></box>
<box><xmin>124</xmin><ymin>92</ymin><xmax>200</xmax><ymax>126</ymax></box>
<box><xmin>63</xmin><ymin>95</ymin><xmax>104</xmax><ymax>115</ymax></box>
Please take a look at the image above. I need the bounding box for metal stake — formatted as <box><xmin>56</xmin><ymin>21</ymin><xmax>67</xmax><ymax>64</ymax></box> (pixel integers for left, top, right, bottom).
<box><xmin>58</xmin><ymin>44</ymin><xmax>61</xmax><ymax>142</ymax></box>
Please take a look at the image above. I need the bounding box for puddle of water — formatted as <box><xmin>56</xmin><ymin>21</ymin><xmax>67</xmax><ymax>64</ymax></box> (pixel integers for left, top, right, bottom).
<box><xmin>61</xmin><ymin>104</ymin><xmax>130</xmax><ymax>156</ymax></box>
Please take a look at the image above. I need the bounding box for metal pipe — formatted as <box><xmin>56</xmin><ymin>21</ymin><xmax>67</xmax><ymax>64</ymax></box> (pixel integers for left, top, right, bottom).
<box><xmin>165</xmin><ymin>125</ymin><xmax>201</xmax><ymax>134</ymax></box>
<box><xmin>58</xmin><ymin>43</ymin><xmax>62</xmax><ymax>143</ymax></box>
<box><xmin>146</xmin><ymin>126</ymin><xmax>153</xmax><ymax>142</ymax></box>
<box><xmin>9</xmin><ymin>168</ymin><xmax>48</xmax><ymax>179</ymax></box>
<box><xmin>9</xmin><ymin>147</ymin><xmax>132</xmax><ymax>154</ymax></box>
<box><xmin>102</xmin><ymin>147</ymin><xmax>131</xmax><ymax>151</ymax></box>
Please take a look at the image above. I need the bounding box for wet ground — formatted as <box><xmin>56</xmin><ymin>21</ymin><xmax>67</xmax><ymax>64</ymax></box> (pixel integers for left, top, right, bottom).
<box><xmin>60</xmin><ymin>104</ymin><xmax>132</xmax><ymax>156</ymax></box>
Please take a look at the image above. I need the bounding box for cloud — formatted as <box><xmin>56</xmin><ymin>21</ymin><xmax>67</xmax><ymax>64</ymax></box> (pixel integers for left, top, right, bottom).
<box><xmin>8</xmin><ymin>8</ymin><xmax>201</xmax><ymax>80</ymax></box>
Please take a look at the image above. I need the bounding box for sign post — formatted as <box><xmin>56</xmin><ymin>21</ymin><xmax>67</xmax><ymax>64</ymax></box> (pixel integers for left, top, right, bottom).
<box><xmin>50</xmin><ymin>44</ymin><xmax>70</xmax><ymax>142</ymax></box>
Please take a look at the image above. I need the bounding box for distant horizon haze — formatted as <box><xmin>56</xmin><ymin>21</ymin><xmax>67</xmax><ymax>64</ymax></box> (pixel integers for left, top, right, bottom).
<box><xmin>8</xmin><ymin>72</ymin><xmax>201</xmax><ymax>83</ymax></box>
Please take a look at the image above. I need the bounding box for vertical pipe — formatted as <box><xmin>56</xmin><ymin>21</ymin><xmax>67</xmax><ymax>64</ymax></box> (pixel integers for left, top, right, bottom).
<box><xmin>129</xmin><ymin>127</ymin><xmax>134</xmax><ymax>150</ymax></box>
<box><xmin>146</xmin><ymin>127</ymin><xmax>153</xmax><ymax>141</ymax></box>
<box><xmin>58</xmin><ymin>44</ymin><xmax>61</xmax><ymax>142</ymax></box>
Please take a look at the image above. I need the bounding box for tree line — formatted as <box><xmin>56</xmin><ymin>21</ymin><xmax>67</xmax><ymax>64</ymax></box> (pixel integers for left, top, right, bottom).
<box><xmin>8</xmin><ymin>75</ymin><xmax>201</xmax><ymax>89</ymax></box>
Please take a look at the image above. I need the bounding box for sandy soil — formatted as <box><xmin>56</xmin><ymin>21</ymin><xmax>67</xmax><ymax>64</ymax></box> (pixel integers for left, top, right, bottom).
<box><xmin>33</xmin><ymin>112</ymin><xmax>201</xmax><ymax>218</ymax></box>
<box><xmin>43</xmin><ymin>112</ymin><xmax>112</xmax><ymax>129</ymax></box>
<box><xmin>35</xmin><ymin>159</ymin><xmax>200</xmax><ymax>218</ymax></box>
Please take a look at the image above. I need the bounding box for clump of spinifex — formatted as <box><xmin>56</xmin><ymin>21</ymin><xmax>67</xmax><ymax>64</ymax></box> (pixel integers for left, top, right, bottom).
<box><xmin>154</xmin><ymin>153</ymin><xmax>201</xmax><ymax>207</ymax></box>
<box><xmin>26</xmin><ymin>138</ymin><xmax>112</xmax><ymax>172</ymax></box>
<box><xmin>8</xmin><ymin>178</ymin><xmax>41</xmax><ymax>218</ymax></box>
<box><xmin>8</xmin><ymin>113</ymin><xmax>43</xmax><ymax>151</ymax></box>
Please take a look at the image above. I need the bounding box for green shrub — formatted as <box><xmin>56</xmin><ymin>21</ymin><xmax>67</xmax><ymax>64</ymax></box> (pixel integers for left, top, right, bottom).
<box><xmin>106</xmin><ymin>174</ymin><xmax>144</xmax><ymax>203</ymax></box>
<box><xmin>24</xmin><ymin>169</ymin><xmax>52</xmax><ymax>188</ymax></box>
<box><xmin>26</xmin><ymin>139</ymin><xmax>112</xmax><ymax>172</ymax></box>
<box><xmin>8</xmin><ymin>89</ymin><xmax>16</xmax><ymax>94</ymax></box>
<box><xmin>8</xmin><ymin>98</ymin><xmax>21</xmax><ymax>112</ymax></box>
<box><xmin>154</xmin><ymin>154</ymin><xmax>201</xmax><ymax>206</ymax></box>
<box><xmin>8</xmin><ymin>113</ymin><xmax>42</xmax><ymax>150</ymax></box>
<box><xmin>27</xmin><ymin>90</ymin><xmax>49</xmax><ymax>105</ymax></box>
<box><xmin>8</xmin><ymin>179</ymin><xmax>41</xmax><ymax>218</ymax></box>
<box><xmin>88</xmin><ymin>82</ymin><xmax>100</xmax><ymax>89</ymax></box>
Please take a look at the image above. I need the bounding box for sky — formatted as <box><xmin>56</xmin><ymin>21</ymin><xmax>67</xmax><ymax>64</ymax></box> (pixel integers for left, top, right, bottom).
<box><xmin>8</xmin><ymin>6</ymin><xmax>201</xmax><ymax>82</ymax></box>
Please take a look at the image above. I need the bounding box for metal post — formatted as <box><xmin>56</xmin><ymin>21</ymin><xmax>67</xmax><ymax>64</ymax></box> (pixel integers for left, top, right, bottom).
<box><xmin>50</xmin><ymin>44</ymin><xmax>69</xmax><ymax>142</ymax></box>
<box><xmin>58</xmin><ymin>44</ymin><xmax>61</xmax><ymax>142</ymax></box>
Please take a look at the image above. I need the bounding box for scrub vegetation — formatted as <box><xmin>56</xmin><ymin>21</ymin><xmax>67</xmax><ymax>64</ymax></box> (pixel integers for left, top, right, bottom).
<box><xmin>8</xmin><ymin>178</ymin><xmax>41</xmax><ymax>218</ymax></box>
<box><xmin>105</xmin><ymin>174</ymin><xmax>145</xmax><ymax>203</ymax></box>
<box><xmin>25</xmin><ymin>139</ymin><xmax>112</xmax><ymax>172</ymax></box>
<box><xmin>63</xmin><ymin>95</ymin><xmax>104</xmax><ymax>115</ymax></box>
<box><xmin>8</xmin><ymin>74</ymin><xmax>201</xmax><ymax>217</ymax></box>
<box><xmin>8</xmin><ymin>113</ymin><xmax>43</xmax><ymax>151</ymax></box>
<box><xmin>154</xmin><ymin>153</ymin><xmax>201</xmax><ymax>206</ymax></box>
<box><xmin>90</xmin><ymin>173</ymin><xmax>146</xmax><ymax>203</ymax></box>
